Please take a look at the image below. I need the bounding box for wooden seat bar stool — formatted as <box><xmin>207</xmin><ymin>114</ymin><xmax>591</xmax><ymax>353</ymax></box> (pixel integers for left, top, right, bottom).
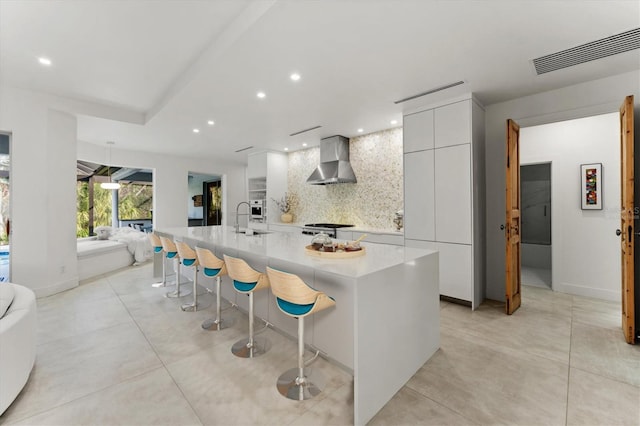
<box><xmin>148</xmin><ymin>232</ymin><xmax>174</xmax><ymax>288</ymax></box>
<box><xmin>266</xmin><ymin>266</ymin><xmax>336</xmax><ymax>401</ymax></box>
<box><xmin>175</xmin><ymin>241</ymin><xmax>201</xmax><ymax>311</ymax></box>
<box><xmin>159</xmin><ymin>236</ymin><xmax>191</xmax><ymax>298</ymax></box>
<box><xmin>223</xmin><ymin>254</ymin><xmax>270</xmax><ymax>358</ymax></box>
<box><xmin>195</xmin><ymin>247</ymin><xmax>235</xmax><ymax>331</ymax></box>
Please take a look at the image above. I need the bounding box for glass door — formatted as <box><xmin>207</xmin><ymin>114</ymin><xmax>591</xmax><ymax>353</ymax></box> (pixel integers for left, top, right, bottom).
<box><xmin>0</xmin><ymin>133</ymin><xmax>10</xmax><ymax>282</ymax></box>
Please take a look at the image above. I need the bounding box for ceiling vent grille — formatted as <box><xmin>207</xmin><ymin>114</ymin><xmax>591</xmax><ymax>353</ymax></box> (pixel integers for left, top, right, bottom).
<box><xmin>533</xmin><ymin>28</ymin><xmax>640</xmax><ymax>75</ymax></box>
<box><xmin>290</xmin><ymin>125</ymin><xmax>322</xmax><ymax>137</ymax></box>
<box><xmin>394</xmin><ymin>81</ymin><xmax>465</xmax><ymax>104</ymax></box>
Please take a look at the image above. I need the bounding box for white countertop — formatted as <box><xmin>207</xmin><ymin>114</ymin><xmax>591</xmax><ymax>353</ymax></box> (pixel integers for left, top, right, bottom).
<box><xmin>250</xmin><ymin>221</ymin><xmax>404</xmax><ymax>236</ymax></box>
<box><xmin>158</xmin><ymin>226</ymin><xmax>431</xmax><ymax>279</ymax></box>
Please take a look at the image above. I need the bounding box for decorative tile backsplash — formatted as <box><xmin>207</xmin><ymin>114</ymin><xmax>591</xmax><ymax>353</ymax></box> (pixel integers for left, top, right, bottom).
<box><xmin>287</xmin><ymin>127</ymin><xmax>403</xmax><ymax>230</ymax></box>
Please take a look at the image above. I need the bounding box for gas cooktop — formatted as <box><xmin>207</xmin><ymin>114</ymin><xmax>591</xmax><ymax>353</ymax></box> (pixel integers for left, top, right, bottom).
<box><xmin>302</xmin><ymin>223</ymin><xmax>354</xmax><ymax>238</ymax></box>
<box><xmin>303</xmin><ymin>223</ymin><xmax>354</xmax><ymax>228</ymax></box>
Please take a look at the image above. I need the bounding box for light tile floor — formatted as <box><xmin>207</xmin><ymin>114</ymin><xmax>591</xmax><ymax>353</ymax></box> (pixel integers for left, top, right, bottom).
<box><xmin>1</xmin><ymin>263</ymin><xmax>638</xmax><ymax>425</ymax></box>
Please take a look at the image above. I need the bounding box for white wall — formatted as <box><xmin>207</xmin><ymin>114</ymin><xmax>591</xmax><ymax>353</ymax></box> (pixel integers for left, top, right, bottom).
<box><xmin>0</xmin><ymin>88</ymin><xmax>79</xmax><ymax>297</ymax></box>
<box><xmin>0</xmin><ymin>86</ymin><xmax>247</xmax><ymax>297</ymax></box>
<box><xmin>520</xmin><ymin>113</ymin><xmax>620</xmax><ymax>300</ymax></box>
<box><xmin>485</xmin><ymin>70</ymin><xmax>640</xmax><ymax>302</ymax></box>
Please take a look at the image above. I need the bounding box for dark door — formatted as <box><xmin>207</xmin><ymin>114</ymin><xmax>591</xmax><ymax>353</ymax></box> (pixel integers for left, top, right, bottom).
<box><xmin>203</xmin><ymin>180</ymin><xmax>222</xmax><ymax>226</ymax></box>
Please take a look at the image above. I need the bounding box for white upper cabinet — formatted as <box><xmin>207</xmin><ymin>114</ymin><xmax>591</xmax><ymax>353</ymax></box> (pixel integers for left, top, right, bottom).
<box><xmin>247</xmin><ymin>152</ymin><xmax>268</xmax><ymax>178</ymax></box>
<box><xmin>435</xmin><ymin>144</ymin><xmax>472</xmax><ymax>244</ymax></box>
<box><xmin>404</xmin><ymin>149</ymin><xmax>435</xmax><ymax>241</ymax></box>
<box><xmin>403</xmin><ymin>109</ymin><xmax>434</xmax><ymax>153</ymax></box>
<box><xmin>434</xmin><ymin>100</ymin><xmax>471</xmax><ymax>148</ymax></box>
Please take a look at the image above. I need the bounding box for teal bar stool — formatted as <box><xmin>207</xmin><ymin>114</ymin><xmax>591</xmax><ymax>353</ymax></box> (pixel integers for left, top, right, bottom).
<box><xmin>175</xmin><ymin>241</ymin><xmax>200</xmax><ymax>311</ymax></box>
<box><xmin>160</xmin><ymin>236</ymin><xmax>191</xmax><ymax>298</ymax></box>
<box><xmin>196</xmin><ymin>247</ymin><xmax>235</xmax><ymax>331</ymax></box>
<box><xmin>266</xmin><ymin>266</ymin><xmax>336</xmax><ymax>401</ymax></box>
<box><xmin>224</xmin><ymin>254</ymin><xmax>270</xmax><ymax>358</ymax></box>
<box><xmin>148</xmin><ymin>232</ymin><xmax>174</xmax><ymax>288</ymax></box>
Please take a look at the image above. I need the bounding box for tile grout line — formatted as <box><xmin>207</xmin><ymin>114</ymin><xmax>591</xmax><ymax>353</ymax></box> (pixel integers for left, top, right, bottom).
<box><xmin>3</xmin><ymin>366</ymin><xmax>170</xmax><ymax>426</ymax></box>
<box><xmin>105</xmin><ymin>271</ymin><xmax>206</xmax><ymax>426</ymax></box>
<box><xmin>404</xmin><ymin>381</ymin><xmax>480</xmax><ymax>425</ymax></box>
<box><xmin>565</xmin><ymin>295</ymin><xmax>574</xmax><ymax>426</ymax></box>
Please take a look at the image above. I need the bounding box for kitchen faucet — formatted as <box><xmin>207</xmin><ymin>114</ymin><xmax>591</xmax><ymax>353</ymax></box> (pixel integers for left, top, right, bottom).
<box><xmin>235</xmin><ymin>201</ymin><xmax>250</xmax><ymax>233</ymax></box>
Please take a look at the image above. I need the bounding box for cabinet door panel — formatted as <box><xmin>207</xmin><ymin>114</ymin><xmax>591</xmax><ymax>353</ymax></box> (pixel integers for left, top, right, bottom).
<box><xmin>404</xmin><ymin>240</ymin><xmax>472</xmax><ymax>302</ymax></box>
<box><xmin>437</xmin><ymin>242</ymin><xmax>472</xmax><ymax>301</ymax></box>
<box><xmin>435</xmin><ymin>100</ymin><xmax>471</xmax><ymax>148</ymax></box>
<box><xmin>352</xmin><ymin>231</ymin><xmax>404</xmax><ymax>246</ymax></box>
<box><xmin>435</xmin><ymin>144</ymin><xmax>471</xmax><ymax>244</ymax></box>
<box><xmin>404</xmin><ymin>151</ymin><xmax>435</xmax><ymax>241</ymax></box>
<box><xmin>403</xmin><ymin>109</ymin><xmax>434</xmax><ymax>153</ymax></box>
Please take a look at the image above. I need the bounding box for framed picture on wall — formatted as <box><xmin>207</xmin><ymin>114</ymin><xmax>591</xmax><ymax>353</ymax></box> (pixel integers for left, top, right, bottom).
<box><xmin>580</xmin><ymin>163</ymin><xmax>602</xmax><ymax>210</ymax></box>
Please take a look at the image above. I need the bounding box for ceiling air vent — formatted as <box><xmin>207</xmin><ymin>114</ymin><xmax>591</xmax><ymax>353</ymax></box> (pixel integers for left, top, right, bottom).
<box><xmin>533</xmin><ymin>27</ymin><xmax>640</xmax><ymax>75</ymax></box>
<box><xmin>289</xmin><ymin>125</ymin><xmax>322</xmax><ymax>137</ymax></box>
<box><xmin>394</xmin><ymin>81</ymin><xmax>465</xmax><ymax>104</ymax></box>
<box><xmin>234</xmin><ymin>145</ymin><xmax>253</xmax><ymax>153</ymax></box>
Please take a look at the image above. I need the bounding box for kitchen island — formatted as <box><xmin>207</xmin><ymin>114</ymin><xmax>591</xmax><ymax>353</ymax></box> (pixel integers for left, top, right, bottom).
<box><xmin>156</xmin><ymin>226</ymin><xmax>439</xmax><ymax>425</ymax></box>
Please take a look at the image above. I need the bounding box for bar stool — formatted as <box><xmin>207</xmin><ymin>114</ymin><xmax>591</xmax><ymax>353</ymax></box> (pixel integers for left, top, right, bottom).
<box><xmin>175</xmin><ymin>241</ymin><xmax>200</xmax><ymax>311</ymax></box>
<box><xmin>266</xmin><ymin>267</ymin><xmax>336</xmax><ymax>401</ymax></box>
<box><xmin>148</xmin><ymin>233</ymin><xmax>167</xmax><ymax>288</ymax></box>
<box><xmin>196</xmin><ymin>247</ymin><xmax>235</xmax><ymax>331</ymax></box>
<box><xmin>223</xmin><ymin>254</ymin><xmax>270</xmax><ymax>358</ymax></box>
<box><xmin>160</xmin><ymin>236</ymin><xmax>191</xmax><ymax>298</ymax></box>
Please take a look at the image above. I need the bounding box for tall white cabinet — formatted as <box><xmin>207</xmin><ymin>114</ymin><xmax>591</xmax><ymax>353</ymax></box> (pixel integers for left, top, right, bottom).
<box><xmin>403</xmin><ymin>96</ymin><xmax>485</xmax><ymax>309</ymax></box>
<box><xmin>247</xmin><ymin>151</ymin><xmax>288</xmax><ymax>224</ymax></box>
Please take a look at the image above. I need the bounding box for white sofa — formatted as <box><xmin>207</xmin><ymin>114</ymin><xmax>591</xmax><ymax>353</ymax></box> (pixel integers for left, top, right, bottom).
<box><xmin>0</xmin><ymin>283</ymin><xmax>37</xmax><ymax>415</ymax></box>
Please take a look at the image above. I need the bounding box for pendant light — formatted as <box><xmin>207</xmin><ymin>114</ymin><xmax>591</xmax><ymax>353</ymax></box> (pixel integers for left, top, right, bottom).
<box><xmin>100</xmin><ymin>141</ymin><xmax>120</xmax><ymax>190</ymax></box>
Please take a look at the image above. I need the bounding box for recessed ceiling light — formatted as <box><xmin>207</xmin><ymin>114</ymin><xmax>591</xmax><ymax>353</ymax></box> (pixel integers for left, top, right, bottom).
<box><xmin>284</xmin><ymin>147</ymin><xmax>289</xmax><ymax>151</ymax></box>
<box><xmin>390</xmin><ymin>120</ymin><xmax>398</xmax><ymax>125</ymax></box>
<box><xmin>193</xmin><ymin>128</ymin><xmax>200</xmax><ymax>133</ymax></box>
<box><xmin>38</xmin><ymin>57</ymin><xmax>52</xmax><ymax>66</ymax></box>
<box><xmin>302</xmin><ymin>143</ymin><xmax>308</xmax><ymax>147</ymax></box>
<box><xmin>257</xmin><ymin>91</ymin><xmax>266</xmax><ymax>99</ymax></box>
<box><xmin>357</xmin><ymin>128</ymin><xmax>364</xmax><ymax>133</ymax></box>
<box><xmin>290</xmin><ymin>73</ymin><xmax>301</xmax><ymax>81</ymax></box>
<box><xmin>207</xmin><ymin>120</ymin><xmax>215</xmax><ymax>126</ymax></box>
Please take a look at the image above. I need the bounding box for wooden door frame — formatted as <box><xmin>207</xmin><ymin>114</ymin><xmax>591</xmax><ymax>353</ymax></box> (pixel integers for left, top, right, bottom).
<box><xmin>620</xmin><ymin>95</ymin><xmax>635</xmax><ymax>344</ymax></box>
<box><xmin>505</xmin><ymin>119</ymin><xmax>522</xmax><ymax>315</ymax></box>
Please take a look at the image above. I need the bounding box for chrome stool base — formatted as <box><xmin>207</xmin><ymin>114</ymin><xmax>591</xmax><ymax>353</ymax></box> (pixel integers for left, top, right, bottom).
<box><xmin>231</xmin><ymin>336</ymin><xmax>270</xmax><ymax>358</ymax></box>
<box><xmin>202</xmin><ymin>317</ymin><xmax>234</xmax><ymax>331</ymax></box>
<box><xmin>164</xmin><ymin>287</ymin><xmax>192</xmax><ymax>298</ymax></box>
<box><xmin>181</xmin><ymin>302</ymin><xmax>200</xmax><ymax>312</ymax></box>
<box><xmin>276</xmin><ymin>367</ymin><xmax>326</xmax><ymax>401</ymax></box>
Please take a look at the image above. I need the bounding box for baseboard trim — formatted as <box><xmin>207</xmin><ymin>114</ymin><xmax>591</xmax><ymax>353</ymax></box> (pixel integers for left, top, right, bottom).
<box><xmin>553</xmin><ymin>282</ymin><xmax>619</xmax><ymax>302</ymax></box>
<box><xmin>33</xmin><ymin>277</ymin><xmax>79</xmax><ymax>298</ymax></box>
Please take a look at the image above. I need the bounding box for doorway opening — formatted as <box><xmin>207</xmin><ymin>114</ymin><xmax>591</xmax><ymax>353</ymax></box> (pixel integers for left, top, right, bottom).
<box><xmin>188</xmin><ymin>173</ymin><xmax>221</xmax><ymax>227</ymax></box>
<box><xmin>518</xmin><ymin>112</ymin><xmax>621</xmax><ymax>300</ymax></box>
<box><xmin>520</xmin><ymin>162</ymin><xmax>551</xmax><ymax>288</ymax></box>
<box><xmin>0</xmin><ymin>133</ymin><xmax>9</xmax><ymax>282</ymax></box>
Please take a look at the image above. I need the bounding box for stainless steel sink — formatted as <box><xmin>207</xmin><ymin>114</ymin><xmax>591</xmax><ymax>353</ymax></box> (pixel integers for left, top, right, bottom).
<box><xmin>235</xmin><ymin>229</ymin><xmax>271</xmax><ymax>235</ymax></box>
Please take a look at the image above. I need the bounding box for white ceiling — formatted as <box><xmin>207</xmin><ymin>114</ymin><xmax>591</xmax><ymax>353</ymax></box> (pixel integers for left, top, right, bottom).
<box><xmin>1</xmin><ymin>0</ymin><xmax>639</xmax><ymax>163</ymax></box>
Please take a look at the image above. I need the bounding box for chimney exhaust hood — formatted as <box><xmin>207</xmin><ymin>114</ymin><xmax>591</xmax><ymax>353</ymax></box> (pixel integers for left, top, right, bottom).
<box><xmin>306</xmin><ymin>135</ymin><xmax>357</xmax><ymax>185</ymax></box>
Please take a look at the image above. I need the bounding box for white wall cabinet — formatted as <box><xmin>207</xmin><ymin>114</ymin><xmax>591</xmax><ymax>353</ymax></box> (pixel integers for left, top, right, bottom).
<box><xmin>403</xmin><ymin>150</ymin><xmax>435</xmax><ymax>241</ymax></box>
<box><xmin>434</xmin><ymin>144</ymin><xmax>472</xmax><ymax>244</ymax></box>
<box><xmin>403</xmin><ymin>96</ymin><xmax>485</xmax><ymax>308</ymax></box>
<box><xmin>247</xmin><ymin>151</ymin><xmax>288</xmax><ymax>224</ymax></box>
<box><xmin>403</xmin><ymin>109</ymin><xmax>434</xmax><ymax>153</ymax></box>
<box><xmin>434</xmin><ymin>100</ymin><xmax>471</xmax><ymax>148</ymax></box>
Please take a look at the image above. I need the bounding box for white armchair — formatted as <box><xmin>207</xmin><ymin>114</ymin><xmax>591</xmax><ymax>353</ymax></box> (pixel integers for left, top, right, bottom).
<box><xmin>0</xmin><ymin>283</ymin><xmax>37</xmax><ymax>415</ymax></box>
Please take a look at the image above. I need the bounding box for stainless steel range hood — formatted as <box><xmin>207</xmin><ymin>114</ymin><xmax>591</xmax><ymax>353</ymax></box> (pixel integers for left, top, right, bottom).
<box><xmin>306</xmin><ymin>135</ymin><xmax>357</xmax><ymax>185</ymax></box>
